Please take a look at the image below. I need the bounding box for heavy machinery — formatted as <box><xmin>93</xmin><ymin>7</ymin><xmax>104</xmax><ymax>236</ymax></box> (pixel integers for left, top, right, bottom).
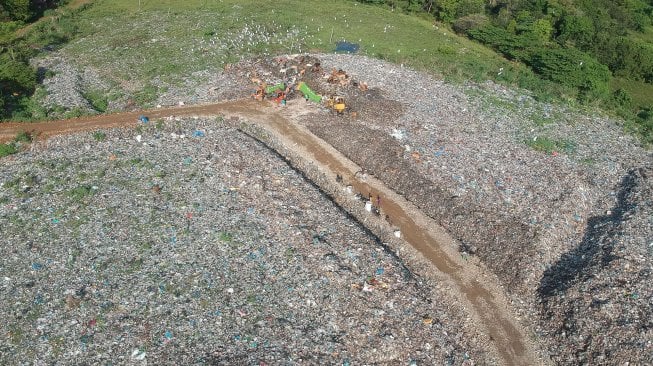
<box><xmin>252</xmin><ymin>82</ymin><xmax>286</xmax><ymax>102</ymax></box>
<box><xmin>326</xmin><ymin>96</ymin><xmax>346</xmax><ymax>114</ymax></box>
<box><xmin>265</xmin><ymin>83</ymin><xmax>286</xmax><ymax>95</ymax></box>
<box><xmin>296</xmin><ymin>82</ymin><xmax>322</xmax><ymax>103</ymax></box>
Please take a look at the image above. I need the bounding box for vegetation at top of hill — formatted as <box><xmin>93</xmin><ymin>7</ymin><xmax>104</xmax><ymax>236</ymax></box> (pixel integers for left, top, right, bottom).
<box><xmin>0</xmin><ymin>0</ymin><xmax>78</xmax><ymax>120</ymax></box>
<box><xmin>0</xmin><ymin>0</ymin><xmax>62</xmax><ymax>23</ymax></box>
<box><xmin>357</xmin><ymin>0</ymin><xmax>653</xmax><ymax>144</ymax></box>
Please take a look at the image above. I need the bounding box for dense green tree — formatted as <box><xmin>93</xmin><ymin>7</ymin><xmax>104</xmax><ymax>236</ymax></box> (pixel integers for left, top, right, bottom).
<box><xmin>532</xmin><ymin>17</ymin><xmax>553</xmax><ymax>42</ymax></box>
<box><xmin>555</xmin><ymin>13</ymin><xmax>595</xmax><ymax>49</ymax></box>
<box><xmin>1</xmin><ymin>0</ymin><xmax>31</xmax><ymax>22</ymax></box>
<box><xmin>467</xmin><ymin>24</ymin><xmax>539</xmax><ymax>61</ymax></box>
<box><xmin>0</xmin><ymin>0</ymin><xmax>62</xmax><ymax>22</ymax></box>
<box><xmin>529</xmin><ymin>47</ymin><xmax>611</xmax><ymax>100</ymax></box>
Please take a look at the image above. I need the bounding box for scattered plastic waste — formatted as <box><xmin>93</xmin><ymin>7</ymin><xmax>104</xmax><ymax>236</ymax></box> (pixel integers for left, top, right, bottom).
<box><xmin>434</xmin><ymin>147</ymin><xmax>445</xmax><ymax>157</ymax></box>
<box><xmin>131</xmin><ymin>349</ymin><xmax>147</xmax><ymax>361</ymax></box>
<box><xmin>335</xmin><ymin>41</ymin><xmax>359</xmax><ymax>54</ymax></box>
<box><xmin>138</xmin><ymin>115</ymin><xmax>149</xmax><ymax>123</ymax></box>
<box><xmin>391</xmin><ymin>129</ymin><xmax>405</xmax><ymax>140</ymax></box>
<box><xmin>192</xmin><ymin>130</ymin><xmax>205</xmax><ymax>137</ymax></box>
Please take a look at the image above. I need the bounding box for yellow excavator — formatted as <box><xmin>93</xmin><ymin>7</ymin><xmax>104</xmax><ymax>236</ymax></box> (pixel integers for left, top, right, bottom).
<box><xmin>326</xmin><ymin>96</ymin><xmax>346</xmax><ymax>114</ymax></box>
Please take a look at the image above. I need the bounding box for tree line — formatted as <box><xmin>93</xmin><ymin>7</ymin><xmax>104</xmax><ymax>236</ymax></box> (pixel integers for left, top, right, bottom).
<box><xmin>1</xmin><ymin>0</ymin><xmax>66</xmax><ymax>119</ymax></box>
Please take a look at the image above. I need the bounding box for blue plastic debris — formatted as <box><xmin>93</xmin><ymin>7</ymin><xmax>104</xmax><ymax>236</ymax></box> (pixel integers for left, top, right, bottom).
<box><xmin>164</xmin><ymin>330</ymin><xmax>173</xmax><ymax>340</ymax></box>
<box><xmin>376</xmin><ymin>267</ymin><xmax>384</xmax><ymax>276</ymax></box>
<box><xmin>335</xmin><ymin>41</ymin><xmax>360</xmax><ymax>54</ymax></box>
<box><xmin>139</xmin><ymin>115</ymin><xmax>149</xmax><ymax>123</ymax></box>
<box><xmin>31</xmin><ymin>262</ymin><xmax>43</xmax><ymax>270</ymax></box>
<box><xmin>192</xmin><ymin>130</ymin><xmax>205</xmax><ymax>137</ymax></box>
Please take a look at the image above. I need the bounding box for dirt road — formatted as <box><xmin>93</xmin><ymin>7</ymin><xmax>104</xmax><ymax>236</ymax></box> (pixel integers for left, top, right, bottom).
<box><xmin>0</xmin><ymin>100</ymin><xmax>543</xmax><ymax>365</ymax></box>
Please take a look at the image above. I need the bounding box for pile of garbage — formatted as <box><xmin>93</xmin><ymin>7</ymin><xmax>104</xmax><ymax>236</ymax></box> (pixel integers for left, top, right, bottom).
<box><xmin>0</xmin><ymin>117</ymin><xmax>492</xmax><ymax>364</ymax></box>
<box><xmin>275</xmin><ymin>53</ymin><xmax>652</xmax><ymax>364</ymax></box>
<box><xmin>231</xmin><ymin>55</ymin><xmax>373</xmax><ymax>117</ymax></box>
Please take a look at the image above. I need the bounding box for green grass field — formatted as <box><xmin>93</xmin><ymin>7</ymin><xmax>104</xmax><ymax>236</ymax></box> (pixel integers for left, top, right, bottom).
<box><xmin>61</xmin><ymin>0</ymin><xmax>535</xmax><ymax>89</ymax></box>
<box><xmin>611</xmin><ymin>77</ymin><xmax>653</xmax><ymax>107</ymax></box>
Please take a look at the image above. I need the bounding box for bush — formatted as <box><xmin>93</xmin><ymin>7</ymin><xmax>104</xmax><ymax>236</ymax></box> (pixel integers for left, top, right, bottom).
<box><xmin>528</xmin><ymin>48</ymin><xmax>611</xmax><ymax>101</ymax></box>
<box><xmin>0</xmin><ymin>142</ymin><xmax>18</xmax><ymax>157</ymax></box>
<box><xmin>467</xmin><ymin>24</ymin><xmax>538</xmax><ymax>61</ymax></box>
<box><xmin>453</xmin><ymin>13</ymin><xmax>488</xmax><ymax>34</ymax></box>
<box><xmin>92</xmin><ymin>131</ymin><xmax>107</xmax><ymax>141</ymax></box>
<box><xmin>0</xmin><ymin>56</ymin><xmax>37</xmax><ymax>92</ymax></box>
<box><xmin>82</xmin><ymin>90</ymin><xmax>108</xmax><ymax>113</ymax></box>
<box><xmin>14</xmin><ymin>131</ymin><xmax>32</xmax><ymax>143</ymax></box>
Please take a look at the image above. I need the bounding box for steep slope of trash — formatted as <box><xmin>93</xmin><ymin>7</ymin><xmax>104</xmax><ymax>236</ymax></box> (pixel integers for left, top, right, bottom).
<box><xmin>538</xmin><ymin>165</ymin><xmax>653</xmax><ymax>364</ymax></box>
<box><xmin>229</xmin><ymin>54</ymin><xmax>652</xmax><ymax>364</ymax></box>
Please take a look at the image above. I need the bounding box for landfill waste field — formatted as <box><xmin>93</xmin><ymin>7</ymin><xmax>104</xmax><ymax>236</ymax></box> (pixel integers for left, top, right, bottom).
<box><xmin>1</xmin><ymin>54</ymin><xmax>652</xmax><ymax>365</ymax></box>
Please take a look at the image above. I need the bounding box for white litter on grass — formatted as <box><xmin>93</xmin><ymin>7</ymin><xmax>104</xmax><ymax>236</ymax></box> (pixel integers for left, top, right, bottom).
<box><xmin>136</xmin><ymin>135</ymin><xmax>142</xmax><ymax>143</ymax></box>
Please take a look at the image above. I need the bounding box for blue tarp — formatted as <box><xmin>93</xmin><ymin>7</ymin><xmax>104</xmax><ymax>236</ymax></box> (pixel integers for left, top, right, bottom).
<box><xmin>335</xmin><ymin>41</ymin><xmax>359</xmax><ymax>54</ymax></box>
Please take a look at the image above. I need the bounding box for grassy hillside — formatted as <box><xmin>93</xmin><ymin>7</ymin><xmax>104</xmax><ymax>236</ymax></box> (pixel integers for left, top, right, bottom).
<box><xmin>66</xmin><ymin>0</ymin><xmax>527</xmax><ymax>84</ymax></box>
<box><xmin>2</xmin><ymin>0</ymin><xmax>651</xmax><ymax>143</ymax></box>
<box><xmin>22</xmin><ymin>0</ymin><xmax>560</xmax><ymax>108</ymax></box>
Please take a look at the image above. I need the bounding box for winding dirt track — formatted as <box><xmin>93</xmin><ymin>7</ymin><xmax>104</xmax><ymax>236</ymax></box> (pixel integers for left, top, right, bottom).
<box><xmin>0</xmin><ymin>100</ymin><xmax>542</xmax><ymax>365</ymax></box>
